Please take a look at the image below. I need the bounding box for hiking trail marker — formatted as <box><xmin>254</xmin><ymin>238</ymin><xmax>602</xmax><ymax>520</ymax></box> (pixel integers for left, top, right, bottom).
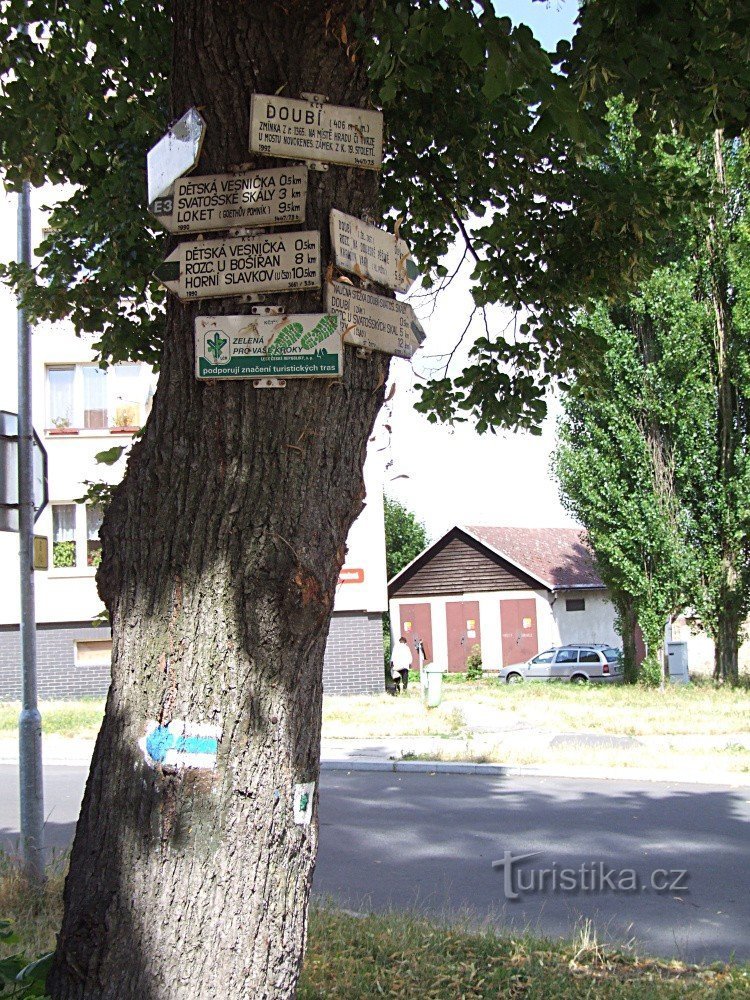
<box><xmin>148</xmin><ymin>165</ymin><xmax>308</xmax><ymax>235</ymax></box>
<box><xmin>330</xmin><ymin>210</ymin><xmax>418</xmax><ymax>293</ymax></box>
<box><xmin>155</xmin><ymin>231</ymin><xmax>320</xmax><ymax>301</ymax></box>
<box><xmin>325</xmin><ymin>280</ymin><xmax>426</xmax><ymax>360</ymax></box>
<box><xmin>195</xmin><ymin>314</ymin><xmax>342</xmax><ymax>380</ymax></box>
<box><xmin>147</xmin><ymin>107</ymin><xmax>206</xmax><ymax>204</ymax></box>
<box><xmin>249</xmin><ymin>94</ymin><xmax>383</xmax><ymax>171</ymax></box>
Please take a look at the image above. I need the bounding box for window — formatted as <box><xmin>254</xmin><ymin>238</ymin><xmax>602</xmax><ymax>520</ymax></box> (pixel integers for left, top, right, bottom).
<box><xmin>48</xmin><ymin>367</ymin><xmax>75</xmax><ymax>429</ymax></box>
<box><xmin>52</xmin><ymin>504</ymin><xmax>77</xmax><ymax>567</ymax></box>
<box><xmin>46</xmin><ymin>363</ymin><xmax>145</xmax><ymax>431</ymax></box>
<box><xmin>86</xmin><ymin>505</ymin><xmax>103</xmax><ymax>567</ymax></box>
<box><xmin>49</xmin><ymin>503</ymin><xmax>102</xmax><ymax>571</ymax></box>
<box><xmin>579</xmin><ymin>649</ymin><xmax>600</xmax><ymax>664</ymax></box>
<box><xmin>75</xmin><ymin>639</ymin><xmax>112</xmax><ymax>667</ymax></box>
<box><xmin>531</xmin><ymin>649</ymin><xmax>555</xmax><ymax>664</ymax></box>
<box><xmin>565</xmin><ymin>598</ymin><xmax>586</xmax><ymax>612</ymax></box>
<box><xmin>555</xmin><ymin>648</ymin><xmax>579</xmax><ymax>663</ymax></box>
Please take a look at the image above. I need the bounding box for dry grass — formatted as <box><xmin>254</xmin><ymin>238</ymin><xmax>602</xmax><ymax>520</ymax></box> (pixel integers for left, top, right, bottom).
<box><xmin>0</xmin><ymin>700</ymin><xmax>104</xmax><ymax>740</ymax></box>
<box><xmin>2</xmin><ymin>856</ymin><xmax>747</xmax><ymax>998</ymax></box>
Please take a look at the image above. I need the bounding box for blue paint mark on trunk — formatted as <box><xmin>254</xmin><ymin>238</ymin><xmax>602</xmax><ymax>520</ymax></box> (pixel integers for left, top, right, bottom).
<box><xmin>146</xmin><ymin>726</ymin><xmax>218</xmax><ymax>764</ymax></box>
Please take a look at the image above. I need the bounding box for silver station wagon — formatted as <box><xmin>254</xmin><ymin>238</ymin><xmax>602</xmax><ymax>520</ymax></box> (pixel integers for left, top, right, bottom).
<box><xmin>500</xmin><ymin>644</ymin><xmax>624</xmax><ymax>684</ymax></box>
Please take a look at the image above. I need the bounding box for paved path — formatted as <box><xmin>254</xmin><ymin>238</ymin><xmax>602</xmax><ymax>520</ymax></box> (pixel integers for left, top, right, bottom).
<box><xmin>0</xmin><ymin>765</ymin><xmax>747</xmax><ymax>965</ymax></box>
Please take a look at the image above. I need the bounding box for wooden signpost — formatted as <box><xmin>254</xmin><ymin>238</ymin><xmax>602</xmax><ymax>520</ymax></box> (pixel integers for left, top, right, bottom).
<box><xmin>325</xmin><ymin>280</ymin><xmax>426</xmax><ymax>360</ymax></box>
<box><xmin>249</xmin><ymin>95</ymin><xmax>384</xmax><ymax>171</ymax></box>
<box><xmin>195</xmin><ymin>314</ymin><xmax>342</xmax><ymax>380</ymax></box>
<box><xmin>155</xmin><ymin>231</ymin><xmax>321</xmax><ymax>300</ymax></box>
<box><xmin>149</xmin><ymin>165</ymin><xmax>308</xmax><ymax>235</ymax></box>
<box><xmin>147</xmin><ymin>107</ymin><xmax>206</xmax><ymax>203</ymax></box>
<box><xmin>330</xmin><ymin>210</ymin><xmax>418</xmax><ymax>293</ymax></box>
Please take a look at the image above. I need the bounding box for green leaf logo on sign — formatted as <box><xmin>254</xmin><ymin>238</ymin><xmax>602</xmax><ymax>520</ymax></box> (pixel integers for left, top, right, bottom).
<box><xmin>204</xmin><ymin>330</ymin><xmax>230</xmax><ymax>364</ymax></box>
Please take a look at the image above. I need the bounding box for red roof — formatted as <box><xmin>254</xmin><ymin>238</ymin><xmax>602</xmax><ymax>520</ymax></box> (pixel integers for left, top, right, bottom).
<box><xmin>464</xmin><ymin>525</ymin><xmax>604</xmax><ymax>590</ymax></box>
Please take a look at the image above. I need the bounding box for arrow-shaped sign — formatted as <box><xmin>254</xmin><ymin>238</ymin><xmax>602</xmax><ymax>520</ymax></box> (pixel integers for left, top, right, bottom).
<box><xmin>155</xmin><ymin>231</ymin><xmax>321</xmax><ymax>301</ymax></box>
<box><xmin>147</xmin><ymin>107</ymin><xmax>206</xmax><ymax>204</ymax></box>
<box><xmin>148</xmin><ymin>165</ymin><xmax>308</xmax><ymax>235</ymax></box>
<box><xmin>330</xmin><ymin>210</ymin><xmax>419</xmax><ymax>293</ymax></box>
<box><xmin>325</xmin><ymin>280</ymin><xmax>426</xmax><ymax>360</ymax></box>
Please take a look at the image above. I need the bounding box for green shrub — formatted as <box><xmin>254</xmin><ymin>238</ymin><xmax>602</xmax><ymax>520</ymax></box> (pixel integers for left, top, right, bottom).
<box><xmin>639</xmin><ymin>654</ymin><xmax>662</xmax><ymax>687</ymax></box>
<box><xmin>52</xmin><ymin>541</ymin><xmax>75</xmax><ymax>569</ymax></box>
<box><xmin>465</xmin><ymin>643</ymin><xmax>483</xmax><ymax>680</ymax></box>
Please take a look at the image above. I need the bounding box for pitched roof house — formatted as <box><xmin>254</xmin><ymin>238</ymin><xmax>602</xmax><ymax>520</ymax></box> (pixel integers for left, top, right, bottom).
<box><xmin>388</xmin><ymin>525</ymin><xmax>617</xmax><ymax>672</ymax></box>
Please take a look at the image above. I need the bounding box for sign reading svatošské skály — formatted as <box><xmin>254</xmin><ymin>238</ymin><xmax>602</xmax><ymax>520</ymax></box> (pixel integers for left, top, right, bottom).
<box><xmin>195</xmin><ymin>314</ymin><xmax>342</xmax><ymax>380</ymax></box>
<box><xmin>148</xmin><ymin>165</ymin><xmax>308</xmax><ymax>235</ymax></box>
<box><xmin>249</xmin><ymin>95</ymin><xmax>383</xmax><ymax>170</ymax></box>
<box><xmin>155</xmin><ymin>231</ymin><xmax>320</xmax><ymax>301</ymax></box>
<box><xmin>325</xmin><ymin>281</ymin><xmax>425</xmax><ymax>360</ymax></box>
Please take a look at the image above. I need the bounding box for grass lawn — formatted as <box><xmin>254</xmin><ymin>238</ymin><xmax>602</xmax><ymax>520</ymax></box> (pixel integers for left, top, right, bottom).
<box><xmin>1</xmin><ymin>855</ymin><xmax>747</xmax><ymax>998</ymax></box>
<box><xmin>2</xmin><ymin>678</ymin><xmax>749</xmax><ymax>776</ymax></box>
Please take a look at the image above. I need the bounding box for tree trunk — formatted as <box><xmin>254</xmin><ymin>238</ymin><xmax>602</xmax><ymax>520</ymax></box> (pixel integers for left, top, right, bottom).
<box><xmin>49</xmin><ymin>3</ymin><xmax>384</xmax><ymax>997</ymax></box>
<box><xmin>707</xmin><ymin>131</ymin><xmax>741</xmax><ymax>687</ymax></box>
<box><xmin>614</xmin><ymin>593</ymin><xmax>639</xmax><ymax>683</ymax></box>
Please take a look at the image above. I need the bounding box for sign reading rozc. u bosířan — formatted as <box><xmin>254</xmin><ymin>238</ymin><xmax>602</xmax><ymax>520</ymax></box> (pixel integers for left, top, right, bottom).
<box><xmin>154</xmin><ymin>231</ymin><xmax>321</xmax><ymax>300</ymax></box>
<box><xmin>148</xmin><ymin>165</ymin><xmax>308</xmax><ymax>235</ymax></box>
<box><xmin>195</xmin><ymin>314</ymin><xmax>342</xmax><ymax>380</ymax></box>
<box><xmin>249</xmin><ymin>94</ymin><xmax>383</xmax><ymax>170</ymax></box>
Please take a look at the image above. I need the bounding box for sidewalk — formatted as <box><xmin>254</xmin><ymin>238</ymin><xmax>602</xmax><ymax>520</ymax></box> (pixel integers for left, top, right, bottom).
<box><xmin>1</xmin><ymin>733</ymin><xmax>748</xmax><ymax>787</ymax></box>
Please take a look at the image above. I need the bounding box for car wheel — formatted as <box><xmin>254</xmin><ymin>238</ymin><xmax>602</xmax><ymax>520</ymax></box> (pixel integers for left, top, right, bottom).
<box><xmin>570</xmin><ymin>674</ymin><xmax>588</xmax><ymax>684</ymax></box>
<box><xmin>506</xmin><ymin>672</ymin><xmax>523</xmax><ymax>684</ymax></box>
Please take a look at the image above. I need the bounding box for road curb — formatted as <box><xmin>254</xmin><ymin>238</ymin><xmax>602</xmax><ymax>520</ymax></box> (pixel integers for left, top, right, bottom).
<box><xmin>320</xmin><ymin>757</ymin><xmax>750</xmax><ymax>786</ymax></box>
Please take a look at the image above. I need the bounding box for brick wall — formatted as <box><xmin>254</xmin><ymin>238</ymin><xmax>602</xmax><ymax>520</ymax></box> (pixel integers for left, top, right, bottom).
<box><xmin>0</xmin><ymin>611</ymin><xmax>384</xmax><ymax>700</ymax></box>
<box><xmin>0</xmin><ymin>622</ymin><xmax>112</xmax><ymax>700</ymax></box>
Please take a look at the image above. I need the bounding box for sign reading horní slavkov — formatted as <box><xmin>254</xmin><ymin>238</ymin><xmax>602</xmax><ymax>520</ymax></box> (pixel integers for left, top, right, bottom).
<box><xmin>330</xmin><ymin>210</ymin><xmax>418</xmax><ymax>294</ymax></box>
<box><xmin>249</xmin><ymin>95</ymin><xmax>383</xmax><ymax>171</ymax></box>
<box><xmin>154</xmin><ymin>231</ymin><xmax>321</xmax><ymax>301</ymax></box>
<box><xmin>195</xmin><ymin>314</ymin><xmax>342</xmax><ymax>380</ymax></box>
<box><xmin>148</xmin><ymin>165</ymin><xmax>308</xmax><ymax>235</ymax></box>
<box><xmin>325</xmin><ymin>281</ymin><xmax>426</xmax><ymax>360</ymax></box>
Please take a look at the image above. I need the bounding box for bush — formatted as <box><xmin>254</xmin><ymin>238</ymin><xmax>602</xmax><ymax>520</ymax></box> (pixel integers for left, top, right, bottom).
<box><xmin>639</xmin><ymin>654</ymin><xmax>662</xmax><ymax>687</ymax></box>
<box><xmin>52</xmin><ymin>540</ymin><xmax>75</xmax><ymax>569</ymax></box>
<box><xmin>465</xmin><ymin>643</ymin><xmax>483</xmax><ymax>680</ymax></box>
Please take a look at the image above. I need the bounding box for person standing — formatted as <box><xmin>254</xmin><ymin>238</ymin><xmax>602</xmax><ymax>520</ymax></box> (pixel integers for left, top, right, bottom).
<box><xmin>391</xmin><ymin>636</ymin><xmax>413</xmax><ymax>694</ymax></box>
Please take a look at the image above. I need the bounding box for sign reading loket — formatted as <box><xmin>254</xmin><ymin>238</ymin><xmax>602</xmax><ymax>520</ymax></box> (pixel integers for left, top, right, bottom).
<box><xmin>249</xmin><ymin>95</ymin><xmax>383</xmax><ymax>170</ymax></box>
<box><xmin>155</xmin><ymin>231</ymin><xmax>320</xmax><ymax>301</ymax></box>
<box><xmin>195</xmin><ymin>314</ymin><xmax>342</xmax><ymax>380</ymax></box>
<box><xmin>325</xmin><ymin>281</ymin><xmax>426</xmax><ymax>360</ymax></box>
<box><xmin>330</xmin><ymin>210</ymin><xmax>418</xmax><ymax>293</ymax></box>
<box><xmin>148</xmin><ymin>165</ymin><xmax>308</xmax><ymax>235</ymax></box>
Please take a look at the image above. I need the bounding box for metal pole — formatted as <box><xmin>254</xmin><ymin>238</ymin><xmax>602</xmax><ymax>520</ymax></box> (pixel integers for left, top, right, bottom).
<box><xmin>17</xmin><ymin>180</ymin><xmax>45</xmax><ymax>883</ymax></box>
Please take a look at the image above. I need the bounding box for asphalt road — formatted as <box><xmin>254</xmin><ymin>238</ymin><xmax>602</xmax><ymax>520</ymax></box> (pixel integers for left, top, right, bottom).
<box><xmin>1</xmin><ymin>765</ymin><xmax>748</xmax><ymax>965</ymax></box>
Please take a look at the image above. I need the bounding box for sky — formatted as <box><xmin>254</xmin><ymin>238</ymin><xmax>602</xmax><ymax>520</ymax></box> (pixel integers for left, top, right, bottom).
<box><xmin>0</xmin><ymin>0</ymin><xmax>582</xmax><ymax>542</ymax></box>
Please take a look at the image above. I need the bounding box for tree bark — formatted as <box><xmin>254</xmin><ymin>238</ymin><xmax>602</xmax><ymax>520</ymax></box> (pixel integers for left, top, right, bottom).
<box><xmin>49</xmin><ymin>3</ymin><xmax>384</xmax><ymax>997</ymax></box>
<box><xmin>614</xmin><ymin>593</ymin><xmax>639</xmax><ymax>683</ymax></box>
<box><xmin>707</xmin><ymin>131</ymin><xmax>741</xmax><ymax>686</ymax></box>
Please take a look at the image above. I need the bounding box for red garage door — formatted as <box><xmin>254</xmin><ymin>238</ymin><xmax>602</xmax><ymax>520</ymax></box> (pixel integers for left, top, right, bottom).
<box><xmin>399</xmin><ymin>603</ymin><xmax>433</xmax><ymax>665</ymax></box>
<box><xmin>500</xmin><ymin>599</ymin><xmax>538</xmax><ymax>665</ymax></box>
<box><xmin>445</xmin><ymin>601</ymin><xmax>481</xmax><ymax>672</ymax></box>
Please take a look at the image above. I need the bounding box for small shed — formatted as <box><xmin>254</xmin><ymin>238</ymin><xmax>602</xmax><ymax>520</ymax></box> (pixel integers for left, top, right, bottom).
<box><xmin>388</xmin><ymin>525</ymin><xmax>619</xmax><ymax>672</ymax></box>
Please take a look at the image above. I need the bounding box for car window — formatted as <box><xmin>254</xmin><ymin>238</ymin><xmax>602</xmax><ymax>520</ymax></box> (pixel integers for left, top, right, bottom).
<box><xmin>531</xmin><ymin>650</ymin><xmax>555</xmax><ymax>664</ymax></box>
<box><xmin>604</xmin><ymin>648</ymin><xmax>622</xmax><ymax>662</ymax></box>
<box><xmin>555</xmin><ymin>649</ymin><xmax>579</xmax><ymax>663</ymax></box>
<box><xmin>579</xmin><ymin>649</ymin><xmax>600</xmax><ymax>663</ymax></box>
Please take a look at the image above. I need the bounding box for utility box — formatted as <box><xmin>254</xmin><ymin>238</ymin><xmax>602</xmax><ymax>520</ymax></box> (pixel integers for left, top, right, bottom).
<box><xmin>667</xmin><ymin>641</ymin><xmax>689</xmax><ymax>684</ymax></box>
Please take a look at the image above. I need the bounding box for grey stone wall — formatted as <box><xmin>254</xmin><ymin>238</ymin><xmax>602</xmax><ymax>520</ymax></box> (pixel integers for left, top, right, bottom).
<box><xmin>0</xmin><ymin>611</ymin><xmax>384</xmax><ymax>700</ymax></box>
<box><xmin>0</xmin><ymin>622</ymin><xmax>112</xmax><ymax>700</ymax></box>
<box><xmin>323</xmin><ymin>611</ymin><xmax>385</xmax><ymax>696</ymax></box>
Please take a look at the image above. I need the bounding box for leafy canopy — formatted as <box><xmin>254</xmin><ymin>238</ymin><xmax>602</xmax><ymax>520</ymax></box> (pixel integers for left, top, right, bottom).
<box><xmin>383</xmin><ymin>496</ymin><xmax>428</xmax><ymax>581</ymax></box>
<box><xmin>0</xmin><ymin>1</ymin><xmax>747</xmax><ymax>427</ymax></box>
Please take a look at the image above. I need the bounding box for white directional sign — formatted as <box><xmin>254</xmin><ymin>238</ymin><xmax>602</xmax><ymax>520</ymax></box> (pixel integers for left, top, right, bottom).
<box><xmin>155</xmin><ymin>231</ymin><xmax>320</xmax><ymax>301</ymax></box>
<box><xmin>195</xmin><ymin>314</ymin><xmax>342</xmax><ymax>380</ymax></box>
<box><xmin>148</xmin><ymin>165</ymin><xmax>308</xmax><ymax>235</ymax></box>
<box><xmin>325</xmin><ymin>281</ymin><xmax>426</xmax><ymax>360</ymax></box>
<box><xmin>330</xmin><ymin>210</ymin><xmax>418</xmax><ymax>293</ymax></box>
<box><xmin>147</xmin><ymin>107</ymin><xmax>206</xmax><ymax>204</ymax></box>
<box><xmin>249</xmin><ymin>95</ymin><xmax>383</xmax><ymax>170</ymax></box>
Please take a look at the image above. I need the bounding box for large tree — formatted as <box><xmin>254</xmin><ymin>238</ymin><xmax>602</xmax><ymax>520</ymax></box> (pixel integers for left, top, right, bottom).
<box><xmin>2</xmin><ymin>1</ymin><xmax>750</xmax><ymax>996</ymax></box>
<box><xmin>383</xmin><ymin>497</ymin><xmax>428</xmax><ymax>581</ymax></box>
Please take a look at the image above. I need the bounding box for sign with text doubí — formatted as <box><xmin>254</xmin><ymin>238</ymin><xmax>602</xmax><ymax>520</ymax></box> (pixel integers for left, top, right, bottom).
<box><xmin>154</xmin><ymin>231</ymin><xmax>320</xmax><ymax>301</ymax></box>
<box><xmin>249</xmin><ymin>95</ymin><xmax>383</xmax><ymax>170</ymax></box>
<box><xmin>195</xmin><ymin>314</ymin><xmax>342</xmax><ymax>380</ymax></box>
<box><xmin>148</xmin><ymin>165</ymin><xmax>308</xmax><ymax>235</ymax></box>
<box><xmin>330</xmin><ymin>210</ymin><xmax>418</xmax><ymax>293</ymax></box>
<box><xmin>325</xmin><ymin>281</ymin><xmax>426</xmax><ymax>360</ymax></box>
